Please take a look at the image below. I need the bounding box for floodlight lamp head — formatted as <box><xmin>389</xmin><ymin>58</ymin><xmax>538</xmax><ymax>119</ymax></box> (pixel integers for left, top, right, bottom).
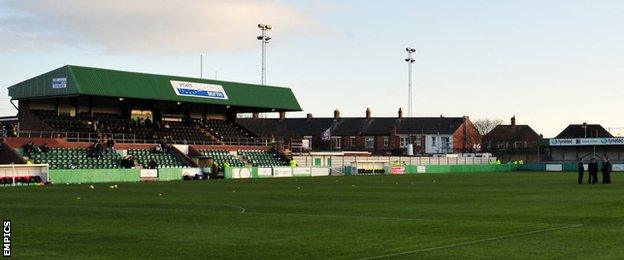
<box><xmin>257</xmin><ymin>36</ymin><xmax>263</xmax><ymax>40</ymax></box>
<box><xmin>265</xmin><ymin>36</ymin><xmax>271</xmax><ymax>41</ymax></box>
<box><xmin>266</xmin><ymin>25</ymin><xmax>272</xmax><ymax>30</ymax></box>
<box><xmin>258</xmin><ymin>24</ymin><xmax>265</xmax><ymax>28</ymax></box>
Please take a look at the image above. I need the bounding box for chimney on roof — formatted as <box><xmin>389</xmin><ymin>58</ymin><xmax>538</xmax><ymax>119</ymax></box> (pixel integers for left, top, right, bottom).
<box><xmin>279</xmin><ymin>111</ymin><xmax>286</xmax><ymax>121</ymax></box>
<box><xmin>511</xmin><ymin>116</ymin><xmax>516</xmax><ymax>126</ymax></box>
<box><xmin>306</xmin><ymin>113</ymin><xmax>313</xmax><ymax>120</ymax></box>
<box><xmin>398</xmin><ymin>108</ymin><xmax>403</xmax><ymax>119</ymax></box>
<box><xmin>366</xmin><ymin>108</ymin><xmax>371</xmax><ymax>119</ymax></box>
<box><xmin>252</xmin><ymin>112</ymin><xmax>259</xmax><ymax>119</ymax></box>
<box><xmin>333</xmin><ymin>109</ymin><xmax>340</xmax><ymax>119</ymax></box>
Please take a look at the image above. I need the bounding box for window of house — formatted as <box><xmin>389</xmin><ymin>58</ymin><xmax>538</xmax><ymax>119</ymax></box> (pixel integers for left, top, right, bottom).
<box><xmin>400</xmin><ymin>136</ymin><xmax>410</xmax><ymax>148</ymax></box>
<box><xmin>431</xmin><ymin>136</ymin><xmax>437</xmax><ymax>147</ymax></box>
<box><xmin>365</xmin><ymin>137</ymin><xmax>374</xmax><ymax>149</ymax></box>
<box><xmin>383</xmin><ymin>136</ymin><xmax>389</xmax><ymax>147</ymax></box>
<box><xmin>441</xmin><ymin>136</ymin><xmax>451</xmax><ymax>152</ymax></box>
<box><xmin>350</xmin><ymin>136</ymin><xmax>356</xmax><ymax>148</ymax></box>
<box><xmin>414</xmin><ymin>136</ymin><xmax>422</xmax><ymax>146</ymax></box>
<box><xmin>331</xmin><ymin>137</ymin><xmax>341</xmax><ymax>149</ymax></box>
<box><xmin>303</xmin><ymin>136</ymin><xmax>313</xmax><ymax>150</ymax></box>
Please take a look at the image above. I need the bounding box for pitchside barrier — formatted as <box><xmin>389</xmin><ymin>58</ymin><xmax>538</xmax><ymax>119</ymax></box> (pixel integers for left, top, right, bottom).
<box><xmin>47</xmin><ymin>167</ymin><xmax>201</xmax><ymax>184</ymax></box>
<box><xmin>0</xmin><ymin>164</ymin><xmax>49</xmax><ymax>186</ymax></box>
<box><xmin>518</xmin><ymin>162</ymin><xmax>624</xmax><ymax>172</ymax></box>
<box><xmin>293</xmin><ymin>155</ymin><xmax>496</xmax><ymax>169</ymax></box>
<box><xmin>225</xmin><ymin>166</ymin><xmax>332</xmax><ymax>179</ymax></box>
<box><xmin>345</xmin><ymin>163</ymin><xmax>517</xmax><ymax>175</ymax></box>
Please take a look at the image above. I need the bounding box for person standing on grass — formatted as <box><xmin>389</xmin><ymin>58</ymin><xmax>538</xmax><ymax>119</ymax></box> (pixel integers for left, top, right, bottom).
<box><xmin>577</xmin><ymin>159</ymin><xmax>585</xmax><ymax>184</ymax></box>
<box><xmin>602</xmin><ymin>157</ymin><xmax>612</xmax><ymax>184</ymax></box>
<box><xmin>588</xmin><ymin>158</ymin><xmax>599</xmax><ymax>184</ymax></box>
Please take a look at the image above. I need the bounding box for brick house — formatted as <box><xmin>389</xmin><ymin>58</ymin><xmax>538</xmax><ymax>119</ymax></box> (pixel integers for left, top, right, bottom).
<box><xmin>482</xmin><ymin>116</ymin><xmax>542</xmax><ymax>162</ymax></box>
<box><xmin>238</xmin><ymin>108</ymin><xmax>481</xmax><ymax>155</ymax></box>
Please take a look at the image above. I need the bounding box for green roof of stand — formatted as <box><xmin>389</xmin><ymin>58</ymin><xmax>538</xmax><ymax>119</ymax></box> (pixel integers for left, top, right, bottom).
<box><xmin>7</xmin><ymin>65</ymin><xmax>302</xmax><ymax>112</ymax></box>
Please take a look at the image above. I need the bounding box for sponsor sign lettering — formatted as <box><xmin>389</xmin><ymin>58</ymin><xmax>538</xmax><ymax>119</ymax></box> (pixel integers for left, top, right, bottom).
<box><xmin>52</xmin><ymin>78</ymin><xmax>67</xmax><ymax>89</ymax></box>
<box><xmin>550</xmin><ymin>138</ymin><xmax>624</xmax><ymax>146</ymax></box>
<box><xmin>170</xmin><ymin>80</ymin><xmax>228</xmax><ymax>100</ymax></box>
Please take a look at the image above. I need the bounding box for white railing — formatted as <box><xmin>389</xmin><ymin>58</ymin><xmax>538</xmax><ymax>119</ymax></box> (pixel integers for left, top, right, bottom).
<box><xmin>7</xmin><ymin>130</ymin><xmax>274</xmax><ymax>146</ymax></box>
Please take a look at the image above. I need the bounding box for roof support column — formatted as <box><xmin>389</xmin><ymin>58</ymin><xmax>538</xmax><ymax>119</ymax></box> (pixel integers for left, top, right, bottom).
<box><xmin>70</xmin><ymin>97</ymin><xmax>78</xmax><ymax>117</ymax></box>
<box><xmin>55</xmin><ymin>98</ymin><xmax>59</xmax><ymax>116</ymax></box>
<box><xmin>88</xmin><ymin>96</ymin><xmax>93</xmax><ymax>117</ymax></box>
<box><xmin>226</xmin><ymin>107</ymin><xmax>237</xmax><ymax>123</ymax></box>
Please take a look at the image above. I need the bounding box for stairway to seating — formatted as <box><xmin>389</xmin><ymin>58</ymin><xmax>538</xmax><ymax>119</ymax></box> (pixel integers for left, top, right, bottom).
<box><xmin>29</xmin><ymin>148</ymin><xmax>122</xmax><ymax>169</ymax></box>
<box><xmin>238</xmin><ymin>150</ymin><xmax>289</xmax><ymax>167</ymax></box>
<box><xmin>127</xmin><ymin>149</ymin><xmax>189</xmax><ymax>168</ymax></box>
<box><xmin>199</xmin><ymin>149</ymin><xmax>245</xmax><ymax>168</ymax></box>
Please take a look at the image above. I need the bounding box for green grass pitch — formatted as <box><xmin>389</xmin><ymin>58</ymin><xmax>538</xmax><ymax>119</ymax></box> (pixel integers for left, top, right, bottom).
<box><xmin>2</xmin><ymin>172</ymin><xmax>624</xmax><ymax>259</ymax></box>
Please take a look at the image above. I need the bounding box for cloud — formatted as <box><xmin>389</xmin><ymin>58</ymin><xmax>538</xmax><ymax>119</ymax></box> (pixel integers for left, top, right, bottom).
<box><xmin>0</xmin><ymin>0</ymin><xmax>320</xmax><ymax>54</ymax></box>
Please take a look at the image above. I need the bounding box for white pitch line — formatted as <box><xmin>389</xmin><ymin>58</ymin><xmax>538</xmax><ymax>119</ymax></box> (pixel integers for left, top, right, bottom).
<box><xmin>198</xmin><ymin>203</ymin><xmax>246</xmax><ymax>213</ymax></box>
<box><xmin>359</xmin><ymin>224</ymin><xmax>584</xmax><ymax>260</ymax></box>
<box><xmin>243</xmin><ymin>211</ymin><xmax>559</xmax><ymax>226</ymax></box>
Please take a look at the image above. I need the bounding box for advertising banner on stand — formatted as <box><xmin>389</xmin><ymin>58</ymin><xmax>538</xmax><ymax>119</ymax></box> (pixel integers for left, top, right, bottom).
<box><xmin>273</xmin><ymin>167</ymin><xmax>293</xmax><ymax>177</ymax></box>
<box><xmin>390</xmin><ymin>166</ymin><xmax>406</xmax><ymax>175</ymax></box>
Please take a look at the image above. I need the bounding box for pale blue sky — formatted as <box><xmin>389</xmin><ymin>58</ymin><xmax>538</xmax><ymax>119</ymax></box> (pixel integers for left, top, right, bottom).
<box><xmin>1</xmin><ymin>0</ymin><xmax>623</xmax><ymax>137</ymax></box>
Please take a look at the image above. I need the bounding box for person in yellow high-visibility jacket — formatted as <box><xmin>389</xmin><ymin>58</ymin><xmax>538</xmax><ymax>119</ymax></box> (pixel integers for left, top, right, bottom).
<box><xmin>496</xmin><ymin>160</ymin><xmax>501</xmax><ymax>165</ymax></box>
<box><xmin>290</xmin><ymin>159</ymin><xmax>298</xmax><ymax>167</ymax></box>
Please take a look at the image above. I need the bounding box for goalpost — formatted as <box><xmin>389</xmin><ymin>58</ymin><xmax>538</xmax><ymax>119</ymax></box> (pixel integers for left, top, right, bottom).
<box><xmin>0</xmin><ymin>164</ymin><xmax>50</xmax><ymax>186</ymax></box>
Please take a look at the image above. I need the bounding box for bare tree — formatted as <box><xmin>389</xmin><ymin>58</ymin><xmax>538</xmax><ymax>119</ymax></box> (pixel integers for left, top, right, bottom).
<box><xmin>473</xmin><ymin>118</ymin><xmax>504</xmax><ymax>135</ymax></box>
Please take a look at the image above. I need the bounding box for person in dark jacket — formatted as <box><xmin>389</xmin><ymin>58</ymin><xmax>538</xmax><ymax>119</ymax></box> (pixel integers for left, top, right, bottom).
<box><xmin>40</xmin><ymin>143</ymin><xmax>50</xmax><ymax>153</ymax></box>
<box><xmin>106</xmin><ymin>137</ymin><xmax>115</xmax><ymax>152</ymax></box>
<box><xmin>24</xmin><ymin>140</ymin><xmax>35</xmax><ymax>154</ymax></box>
<box><xmin>577</xmin><ymin>159</ymin><xmax>585</xmax><ymax>184</ymax></box>
<box><xmin>602</xmin><ymin>157</ymin><xmax>612</xmax><ymax>184</ymax></box>
<box><xmin>147</xmin><ymin>159</ymin><xmax>158</xmax><ymax>170</ymax></box>
<box><xmin>588</xmin><ymin>158</ymin><xmax>599</xmax><ymax>184</ymax></box>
